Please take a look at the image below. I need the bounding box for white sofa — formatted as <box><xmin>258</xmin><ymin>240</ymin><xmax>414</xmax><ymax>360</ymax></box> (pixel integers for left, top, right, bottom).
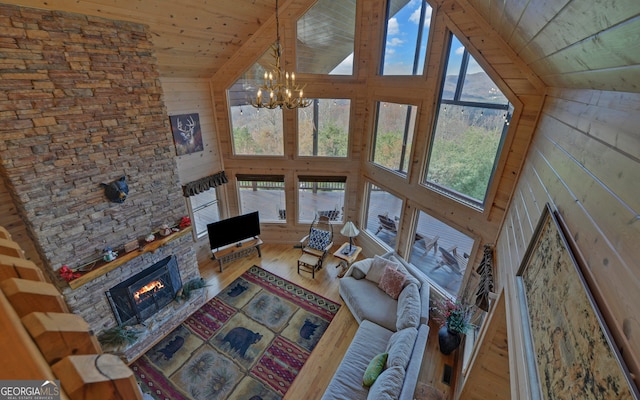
<box><xmin>322</xmin><ymin>252</ymin><xmax>431</xmax><ymax>400</ymax></box>
<box><xmin>339</xmin><ymin>253</ymin><xmax>430</xmax><ymax>330</ymax></box>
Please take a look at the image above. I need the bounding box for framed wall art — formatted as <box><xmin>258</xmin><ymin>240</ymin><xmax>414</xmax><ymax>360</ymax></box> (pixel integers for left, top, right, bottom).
<box><xmin>516</xmin><ymin>204</ymin><xmax>639</xmax><ymax>400</ymax></box>
<box><xmin>170</xmin><ymin>113</ymin><xmax>204</xmax><ymax>156</ymax></box>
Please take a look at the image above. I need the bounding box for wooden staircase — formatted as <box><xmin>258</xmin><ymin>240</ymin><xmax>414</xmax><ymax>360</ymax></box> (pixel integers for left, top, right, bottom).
<box><xmin>0</xmin><ymin>225</ymin><xmax>142</xmax><ymax>399</ymax></box>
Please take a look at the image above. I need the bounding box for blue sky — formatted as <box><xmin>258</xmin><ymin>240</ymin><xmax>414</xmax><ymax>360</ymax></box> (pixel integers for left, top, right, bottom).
<box><xmin>331</xmin><ymin>0</ymin><xmax>479</xmax><ymax>76</ymax></box>
<box><xmin>383</xmin><ymin>0</ymin><xmax>432</xmax><ymax>74</ymax></box>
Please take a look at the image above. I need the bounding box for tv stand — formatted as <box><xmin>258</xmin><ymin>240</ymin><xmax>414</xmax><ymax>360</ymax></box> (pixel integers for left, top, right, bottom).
<box><xmin>211</xmin><ymin>237</ymin><xmax>262</xmax><ymax>272</ymax></box>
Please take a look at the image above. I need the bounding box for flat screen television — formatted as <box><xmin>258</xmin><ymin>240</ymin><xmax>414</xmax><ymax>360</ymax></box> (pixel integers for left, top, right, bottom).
<box><xmin>207</xmin><ymin>211</ymin><xmax>260</xmax><ymax>250</ymax></box>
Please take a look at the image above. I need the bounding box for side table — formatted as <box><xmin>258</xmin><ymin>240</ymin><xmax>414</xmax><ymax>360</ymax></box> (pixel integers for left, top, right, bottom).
<box><xmin>333</xmin><ymin>242</ymin><xmax>362</xmax><ymax>278</ymax></box>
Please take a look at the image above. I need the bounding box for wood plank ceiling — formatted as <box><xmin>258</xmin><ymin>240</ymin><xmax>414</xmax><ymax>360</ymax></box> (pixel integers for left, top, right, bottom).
<box><xmin>0</xmin><ymin>0</ymin><xmax>278</xmax><ymax>78</ymax></box>
<box><xmin>3</xmin><ymin>0</ymin><xmax>639</xmax><ymax>93</ymax></box>
<box><xmin>466</xmin><ymin>0</ymin><xmax>640</xmax><ymax>92</ymax></box>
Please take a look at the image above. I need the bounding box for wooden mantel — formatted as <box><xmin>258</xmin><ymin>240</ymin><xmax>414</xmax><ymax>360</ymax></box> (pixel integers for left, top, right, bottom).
<box><xmin>67</xmin><ymin>227</ymin><xmax>192</xmax><ymax>290</ymax></box>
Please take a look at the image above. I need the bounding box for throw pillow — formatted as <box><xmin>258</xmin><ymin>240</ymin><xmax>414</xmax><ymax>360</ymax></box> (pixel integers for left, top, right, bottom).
<box><xmin>307</xmin><ymin>228</ymin><xmax>331</xmax><ymax>251</ymax></box>
<box><xmin>367</xmin><ymin>365</ymin><xmax>405</xmax><ymax>400</ymax></box>
<box><xmin>385</xmin><ymin>327</ymin><xmax>418</xmax><ymax>369</ymax></box>
<box><xmin>393</xmin><ymin>261</ymin><xmax>421</xmax><ymax>289</ymax></box>
<box><xmin>366</xmin><ymin>255</ymin><xmax>398</xmax><ymax>284</ymax></box>
<box><xmin>396</xmin><ymin>282</ymin><xmax>421</xmax><ymax>330</ymax></box>
<box><xmin>363</xmin><ymin>352</ymin><xmax>388</xmax><ymax>387</ymax></box>
<box><xmin>378</xmin><ymin>265</ymin><xmax>407</xmax><ymax>299</ymax></box>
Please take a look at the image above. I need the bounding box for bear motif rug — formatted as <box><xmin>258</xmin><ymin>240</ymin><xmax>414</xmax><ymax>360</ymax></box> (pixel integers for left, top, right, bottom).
<box><xmin>132</xmin><ymin>265</ymin><xmax>341</xmax><ymax>399</ymax></box>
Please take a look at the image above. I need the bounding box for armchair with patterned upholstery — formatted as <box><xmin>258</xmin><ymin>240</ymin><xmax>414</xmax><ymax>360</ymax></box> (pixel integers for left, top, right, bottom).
<box><xmin>298</xmin><ymin>215</ymin><xmax>334</xmax><ymax>278</ymax></box>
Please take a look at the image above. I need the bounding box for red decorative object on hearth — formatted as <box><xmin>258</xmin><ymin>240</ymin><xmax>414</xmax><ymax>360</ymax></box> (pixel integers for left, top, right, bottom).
<box><xmin>179</xmin><ymin>216</ymin><xmax>191</xmax><ymax>229</ymax></box>
<box><xmin>59</xmin><ymin>265</ymin><xmax>81</xmax><ymax>282</ymax></box>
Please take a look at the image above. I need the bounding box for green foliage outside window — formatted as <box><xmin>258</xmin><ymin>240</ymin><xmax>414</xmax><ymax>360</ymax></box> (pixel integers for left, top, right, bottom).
<box><xmin>373</xmin><ymin>129</ymin><xmax>406</xmax><ymax>171</ymax></box>
<box><xmin>298</xmin><ymin>99</ymin><xmax>350</xmax><ymax>157</ymax></box>
<box><xmin>230</xmin><ymin>107</ymin><xmax>284</xmax><ymax>156</ymax></box>
<box><xmin>372</xmin><ymin>102</ymin><xmax>416</xmax><ymax>175</ymax></box>
<box><xmin>298</xmin><ymin>122</ymin><xmax>348</xmax><ymax>157</ymax></box>
<box><xmin>427</xmin><ymin>105</ymin><xmax>506</xmax><ymax>201</ymax></box>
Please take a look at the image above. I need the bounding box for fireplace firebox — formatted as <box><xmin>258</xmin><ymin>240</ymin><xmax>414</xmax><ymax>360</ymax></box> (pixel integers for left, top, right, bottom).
<box><xmin>106</xmin><ymin>255</ymin><xmax>182</xmax><ymax>326</ymax></box>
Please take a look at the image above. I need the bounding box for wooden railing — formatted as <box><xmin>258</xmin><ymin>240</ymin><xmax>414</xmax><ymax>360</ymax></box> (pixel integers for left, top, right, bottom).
<box><xmin>0</xmin><ymin>226</ymin><xmax>142</xmax><ymax>400</ymax></box>
<box><xmin>238</xmin><ymin>181</ymin><xmax>345</xmax><ymax>192</ymax></box>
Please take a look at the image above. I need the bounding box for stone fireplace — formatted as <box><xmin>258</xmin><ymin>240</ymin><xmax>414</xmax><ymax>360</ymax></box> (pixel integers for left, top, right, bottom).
<box><xmin>107</xmin><ymin>255</ymin><xmax>182</xmax><ymax>326</ymax></box>
<box><xmin>0</xmin><ymin>4</ymin><xmax>206</xmax><ymax>361</ymax></box>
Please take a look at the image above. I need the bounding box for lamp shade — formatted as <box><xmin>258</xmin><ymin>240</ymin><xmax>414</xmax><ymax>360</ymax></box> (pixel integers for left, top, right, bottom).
<box><xmin>340</xmin><ymin>221</ymin><xmax>360</xmax><ymax>238</ymax></box>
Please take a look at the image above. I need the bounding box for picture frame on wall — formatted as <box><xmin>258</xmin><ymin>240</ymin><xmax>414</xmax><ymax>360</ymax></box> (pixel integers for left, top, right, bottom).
<box><xmin>169</xmin><ymin>113</ymin><xmax>204</xmax><ymax>156</ymax></box>
<box><xmin>516</xmin><ymin>204</ymin><xmax>639</xmax><ymax>400</ymax></box>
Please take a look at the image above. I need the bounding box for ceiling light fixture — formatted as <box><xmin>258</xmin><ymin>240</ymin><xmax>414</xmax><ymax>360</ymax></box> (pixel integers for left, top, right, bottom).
<box><xmin>251</xmin><ymin>0</ymin><xmax>311</xmax><ymax>110</ymax></box>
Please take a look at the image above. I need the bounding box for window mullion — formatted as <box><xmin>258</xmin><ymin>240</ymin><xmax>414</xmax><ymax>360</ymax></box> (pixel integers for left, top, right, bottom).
<box><xmin>453</xmin><ymin>50</ymin><xmax>469</xmax><ymax>102</ymax></box>
<box><xmin>399</xmin><ymin>106</ymin><xmax>413</xmax><ymax>172</ymax></box>
<box><xmin>411</xmin><ymin>0</ymin><xmax>428</xmax><ymax>75</ymax></box>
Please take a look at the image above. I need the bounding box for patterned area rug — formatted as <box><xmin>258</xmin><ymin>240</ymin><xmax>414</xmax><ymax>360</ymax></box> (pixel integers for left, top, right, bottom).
<box><xmin>132</xmin><ymin>266</ymin><xmax>340</xmax><ymax>399</ymax></box>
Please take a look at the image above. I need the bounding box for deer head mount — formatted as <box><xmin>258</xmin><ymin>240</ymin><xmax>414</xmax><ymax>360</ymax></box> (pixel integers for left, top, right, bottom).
<box><xmin>100</xmin><ymin>176</ymin><xmax>129</xmax><ymax>204</ymax></box>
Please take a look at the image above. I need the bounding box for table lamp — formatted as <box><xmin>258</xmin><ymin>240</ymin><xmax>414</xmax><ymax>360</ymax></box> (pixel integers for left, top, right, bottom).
<box><xmin>340</xmin><ymin>221</ymin><xmax>360</xmax><ymax>255</ymax></box>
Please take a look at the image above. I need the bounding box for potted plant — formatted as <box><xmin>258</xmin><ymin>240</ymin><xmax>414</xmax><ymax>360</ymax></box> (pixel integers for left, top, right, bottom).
<box><xmin>432</xmin><ymin>298</ymin><xmax>474</xmax><ymax>355</ymax></box>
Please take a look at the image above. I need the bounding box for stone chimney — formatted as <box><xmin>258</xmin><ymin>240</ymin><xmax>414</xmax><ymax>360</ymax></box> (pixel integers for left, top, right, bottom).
<box><xmin>0</xmin><ymin>4</ymin><xmax>203</xmax><ymax>360</ymax></box>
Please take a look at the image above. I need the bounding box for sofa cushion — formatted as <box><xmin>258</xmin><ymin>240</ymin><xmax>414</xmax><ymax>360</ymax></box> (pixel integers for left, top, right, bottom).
<box><xmin>363</xmin><ymin>352</ymin><xmax>388</xmax><ymax>387</ymax></box>
<box><xmin>367</xmin><ymin>365</ymin><xmax>405</xmax><ymax>400</ymax></box>
<box><xmin>365</xmin><ymin>255</ymin><xmax>398</xmax><ymax>284</ymax></box>
<box><xmin>340</xmin><ymin>277</ymin><xmax>398</xmax><ymax>331</ymax></box>
<box><xmin>352</xmin><ymin>266</ymin><xmax>366</xmax><ymax>279</ymax></box>
<box><xmin>396</xmin><ymin>283</ymin><xmax>421</xmax><ymax>330</ymax></box>
<box><xmin>321</xmin><ymin>320</ymin><xmax>393</xmax><ymax>400</ymax></box>
<box><xmin>378</xmin><ymin>265</ymin><xmax>406</xmax><ymax>299</ymax></box>
<box><xmin>385</xmin><ymin>327</ymin><xmax>418</xmax><ymax>370</ymax></box>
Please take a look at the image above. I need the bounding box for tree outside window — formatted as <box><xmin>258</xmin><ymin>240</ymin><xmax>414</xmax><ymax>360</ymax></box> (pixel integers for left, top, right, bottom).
<box><xmin>425</xmin><ymin>35</ymin><xmax>512</xmax><ymax>209</ymax></box>
<box><xmin>372</xmin><ymin>101</ymin><xmax>417</xmax><ymax>176</ymax></box>
<box><xmin>229</xmin><ymin>106</ymin><xmax>284</xmax><ymax>156</ymax></box>
<box><xmin>425</xmin><ymin>33</ymin><xmax>512</xmax><ymax>208</ymax></box>
<box><xmin>227</xmin><ymin>50</ymin><xmax>284</xmax><ymax>156</ymax></box>
<box><xmin>298</xmin><ymin>99</ymin><xmax>350</xmax><ymax>157</ymax></box>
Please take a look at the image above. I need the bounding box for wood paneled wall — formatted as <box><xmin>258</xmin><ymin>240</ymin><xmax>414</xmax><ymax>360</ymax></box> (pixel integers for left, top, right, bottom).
<box><xmin>458</xmin><ymin>291</ymin><xmax>510</xmax><ymax>400</ymax></box>
<box><xmin>468</xmin><ymin>0</ymin><xmax>640</xmax><ymax>93</ymax></box>
<box><xmin>497</xmin><ymin>88</ymin><xmax>640</xmax><ymax>397</ymax></box>
<box><xmin>160</xmin><ymin>77</ymin><xmax>225</xmax><ymax>256</ymax></box>
<box><xmin>160</xmin><ymin>77</ymin><xmax>224</xmax><ymax>185</ymax></box>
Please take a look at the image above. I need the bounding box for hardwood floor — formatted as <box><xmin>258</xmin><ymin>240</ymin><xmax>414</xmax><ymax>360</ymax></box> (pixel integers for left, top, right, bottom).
<box><xmin>197</xmin><ymin>243</ymin><xmax>455</xmax><ymax>400</ymax></box>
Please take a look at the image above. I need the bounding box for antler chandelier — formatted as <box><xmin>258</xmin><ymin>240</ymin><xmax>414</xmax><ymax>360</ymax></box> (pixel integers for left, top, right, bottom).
<box><xmin>251</xmin><ymin>0</ymin><xmax>311</xmax><ymax>110</ymax></box>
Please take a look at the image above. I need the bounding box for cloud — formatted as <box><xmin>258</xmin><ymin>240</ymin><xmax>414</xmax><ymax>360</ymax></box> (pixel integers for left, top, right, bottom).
<box><xmin>455</xmin><ymin>46</ymin><xmax>465</xmax><ymax>55</ymax></box>
<box><xmin>409</xmin><ymin>5</ymin><xmax>432</xmax><ymax>27</ymax></box>
<box><xmin>387</xmin><ymin>18</ymin><xmax>399</xmax><ymax>35</ymax></box>
<box><xmin>387</xmin><ymin>37</ymin><xmax>404</xmax><ymax>47</ymax></box>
